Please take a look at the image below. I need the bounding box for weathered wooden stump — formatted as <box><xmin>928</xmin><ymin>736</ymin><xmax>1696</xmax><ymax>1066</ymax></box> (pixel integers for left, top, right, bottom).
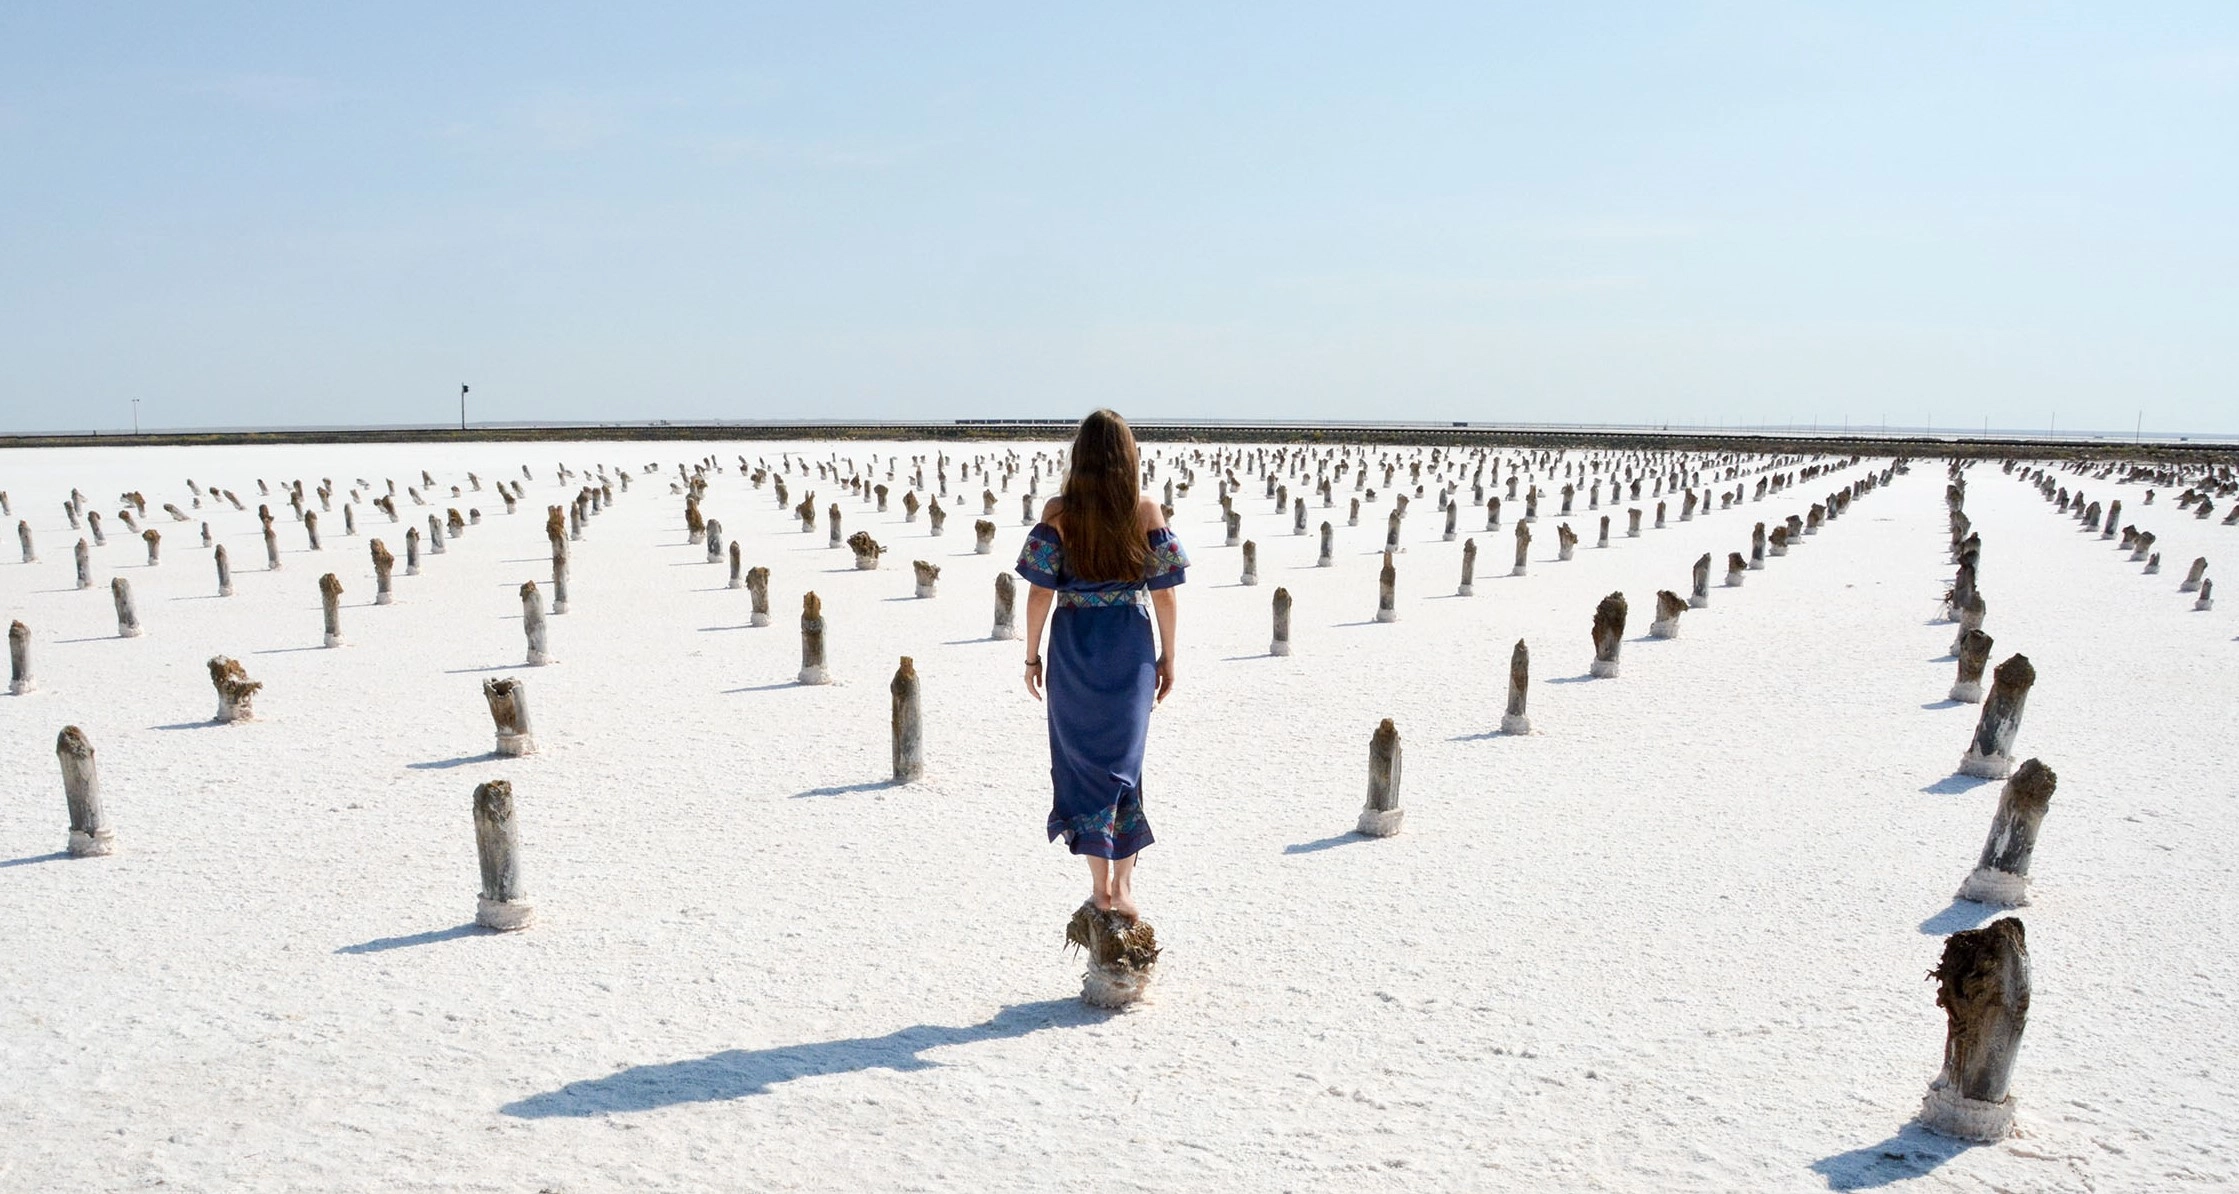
<box><xmin>1356</xmin><ymin>718</ymin><xmax>1404</xmax><ymax>836</ymax></box>
<box><xmin>704</xmin><ymin>518</ymin><xmax>724</xmax><ymax>564</ymax></box>
<box><xmin>1750</xmin><ymin>522</ymin><xmax>1767</xmax><ymax>569</ymax></box>
<box><xmin>205</xmin><ymin>655</ymin><xmax>262</xmax><ymax>723</ymax></box>
<box><xmin>1956</xmin><ymin>759</ymin><xmax>2055</xmax><ymax>907</ymax></box>
<box><xmin>1500</xmin><ymin>639</ymin><xmax>1531</xmax><ymax>734</ymax></box>
<box><xmin>139</xmin><ymin>527</ymin><xmax>161</xmax><ymax>566</ymax></box>
<box><xmin>17</xmin><ymin>519</ymin><xmax>34</xmax><ymax>563</ymax></box>
<box><xmin>1589</xmin><ymin>591</ymin><xmax>1626</xmax><ymax>677</ymax></box>
<box><xmin>1959</xmin><ymin>654</ymin><xmax>2034</xmax><ymax>778</ymax></box>
<box><xmin>1375</xmin><ymin>550</ymin><xmax>1399</xmax><ymax>623</ymax></box>
<box><xmin>1317</xmin><ymin>521</ymin><xmax>1334</xmax><ymax>567</ymax></box>
<box><xmin>1486</xmin><ymin>496</ymin><xmax>1503</xmax><ymax>531</ymax></box>
<box><xmin>426</xmin><ymin>513</ymin><xmax>446</xmax><ymax>555</ymax></box>
<box><xmin>891</xmin><ymin>656</ymin><xmax>924</xmax><ymax>782</ymax></box>
<box><xmin>1916</xmin><ymin>918</ymin><xmax>2029</xmax><ymax>1142</ymax></box>
<box><xmin>1950</xmin><ymin>628</ymin><xmax>1994</xmax><ymax>703</ymax></box>
<box><xmin>746</xmin><ymin>566</ymin><xmax>772</xmax><ymax>626</ymax></box>
<box><xmin>828</xmin><ymin>504</ymin><xmax>847</xmax><ymax>549</ymax></box>
<box><xmin>1239</xmin><ymin>540</ymin><xmax>1260</xmax><ymax>586</ymax></box>
<box><xmin>1722</xmin><ymin>551</ymin><xmax>1746</xmax><ymax>588</ymax></box>
<box><xmin>319</xmin><ymin>573</ymin><xmax>344</xmax><ymax>647</ymax></box>
<box><xmin>1385</xmin><ymin>509</ymin><xmax>1403</xmax><ymax>553</ymax></box>
<box><xmin>1511</xmin><ymin>521</ymin><xmax>1531</xmax><ymax>576</ymax></box>
<box><xmin>1067</xmin><ymin>902</ymin><xmax>1160</xmax><ymax>1008</ymax></box>
<box><xmin>1948</xmin><ymin>592</ymin><xmax>1986</xmax><ymax>655</ymax></box>
<box><xmin>1457</xmin><ymin>537</ymin><xmax>1477</xmax><ymax>596</ymax></box>
<box><xmin>1349</xmin><ymin>496</ymin><xmax>1361</xmax><ymax>527</ymax></box>
<box><xmin>111</xmin><ymin>576</ymin><xmax>141</xmax><ymax>638</ymax></box>
<box><xmin>848</xmin><ymin>530</ymin><xmax>885</xmax><ymax>570</ymax></box>
<box><xmin>1688</xmin><ymin>552</ymin><xmax>1711</xmax><ymax>609</ymax></box>
<box><xmin>73</xmin><ymin>537</ymin><xmax>92</xmax><ymax>589</ymax></box>
<box><xmin>928</xmin><ymin>499</ymin><xmax>948</xmax><ymax>536</ymax></box>
<box><xmin>2196</xmin><ymin>577</ymin><xmax>2215</xmax><ymax>611</ymax></box>
<box><xmin>2129</xmin><ymin>529</ymin><xmax>2155</xmax><ymax>562</ymax></box>
<box><xmin>992</xmin><ymin>572</ymin><xmax>1021</xmax><ymax>640</ymax></box>
<box><xmin>2143</xmin><ymin>551</ymin><xmax>2161</xmax><ymax>575</ymax></box>
<box><xmin>1597</xmin><ymin>514</ymin><xmax>1610</xmax><ymax>548</ymax></box>
<box><xmin>404</xmin><ymin>526</ymin><xmax>421</xmax><ymax>576</ymax></box>
<box><xmin>1556</xmin><ymin>523</ymin><xmax>1577</xmax><ymax>561</ymax></box>
<box><xmin>9</xmin><ymin>619</ymin><xmax>31</xmax><ymax>695</ymax></box>
<box><xmin>59</xmin><ymin>726</ymin><xmax>114</xmax><ymax>857</ymax></box>
<box><xmin>1627</xmin><ymin>507</ymin><xmax>1642</xmax><ymax>537</ymax></box>
<box><xmin>305</xmin><ymin>511</ymin><xmax>323</xmax><ymax>552</ymax></box>
<box><xmin>482</xmin><ymin>677</ymin><xmax>535</xmax><ymax>756</ymax></box>
<box><xmin>903</xmin><ymin>490</ymin><xmax>921</xmax><ymax>522</ymax></box>
<box><xmin>727</xmin><ymin>541</ymin><xmax>744</xmax><ymax>590</ymax></box>
<box><xmin>472</xmin><ymin>780</ymin><xmax>535</xmax><ymax>931</ymax></box>
<box><xmin>521</xmin><ymin>581</ymin><xmax>551</xmax><ymax>666</ymax></box>
<box><xmin>799</xmin><ymin>591</ymin><xmax>831</xmax><ymax>683</ymax></box>
<box><xmin>1650</xmin><ymin>589</ymin><xmax>1685</xmax><ymax>639</ymax></box>
<box><xmin>87</xmin><ymin>511</ymin><xmax>103</xmax><ymax>544</ymax></box>
<box><xmin>2180</xmin><ymin>556</ymin><xmax>2208</xmax><ymax>593</ymax></box>
<box><xmin>2100</xmin><ymin>499</ymin><xmax>2121</xmax><ymax>539</ymax></box>
<box><xmin>974</xmin><ymin>519</ymin><xmax>996</xmax><ymax>555</ymax></box>
<box><xmin>1768</xmin><ymin>525</ymin><xmax>1789</xmax><ymax>557</ymax></box>
<box><xmin>1441</xmin><ymin>501</ymin><xmax>1457</xmax><ymax>542</ymax></box>
<box><xmin>911</xmin><ymin>559</ymin><xmax>940</xmax><ymax>599</ymax></box>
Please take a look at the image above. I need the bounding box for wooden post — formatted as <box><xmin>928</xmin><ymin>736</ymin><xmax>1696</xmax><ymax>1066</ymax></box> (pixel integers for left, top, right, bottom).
<box><xmin>111</xmin><ymin>576</ymin><xmax>141</xmax><ymax>638</ymax></box>
<box><xmin>483</xmin><ymin>677</ymin><xmax>535</xmax><ymax>756</ymax></box>
<box><xmin>1750</xmin><ymin>522</ymin><xmax>1767</xmax><ymax>569</ymax></box>
<box><xmin>405</xmin><ymin>526</ymin><xmax>421</xmax><ymax>575</ymax></box>
<box><xmin>1356</xmin><ymin>718</ymin><xmax>1404</xmax><ymax>836</ymax></box>
<box><xmin>521</xmin><ymin>581</ymin><xmax>551</xmax><ymax>666</ymax></box>
<box><xmin>2143</xmin><ymin>550</ymin><xmax>2160</xmax><ymax>575</ymax></box>
<box><xmin>1511</xmin><ymin>520</ymin><xmax>1530</xmax><ymax>576</ymax></box>
<box><xmin>1501</xmin><ymin>639</ymin><xmax>1531</xmax><ymax>733</ymax></box>
<box><xmin>319</xmin><ymin>573</ymin><xmax>344</xmax><ymax>647</ymax></box>
<box><xmin>891</xmin><ymin>656</ymin><xmax>924</xmax><ymax>781</ymax></box>
<box><xmin>1349</xmin><ymin>496</ymin><xmax>1360</xmax><ymax>527</ymax></box>
<box><xmin>1957</xmin><ymin>759</ymin><xmax>2055</xmax><ymax>907</ymax></box>
<box><xmin>728</xmin><ymin>541</ymin><xmax>744</xmax><ymax>589</ymax></box>
<box><xmin>992</xmin><ymin>573</ymin><xmax>1021</xmax><ymax>640</ymax></box>
<box><xmin>1917</xmin><ymin>918</ymin><xmax>2029</xmax><ymax>1142</ymax></box>
<box><xmin>704</xmin><ymin>518</ymin><xmax>724</xmax><ymax>564</ymax></box>
<box><xmin>2180</xmin><ymin>556</ymin><xmax>2208</xmax><ymax>593</ymax></box>
<box><xmin>1375</xmin><ymin>550</ymin><xmax>1398</xmax><ymax>623</ymax></box>
<box><xmin>1597</xmin><ymin>514</ymin><xmax>1610</xmax><ymax>548</ymax></box>
<box><xmin>1689</xmin><ymin>552</ymin><xmax>1711</xmax><ymax>608</ymax></box>
<box><xmin>1627</xmin><ymin>507</ymin><xmax>1642</xmax><ymax>537</ymax></box>
<box><xmin>89</xmin><ymin>510</ymin><xmax>104</xmax><ymax>544</ymax></box>
<box><xmin>1959</xmin><ymin>653</ymin><xmax>2034</xmax><ymax>778</ymax></box>
<box><xmin>1442</xmin><ymin>501</ymin><xmax>1457</xmax><ymax>541</ymax></box>
<box><xmin>2100</xmin><ymin>499</ymin><xmax>2120</xmax><ymax>539</ymax></box>
<box><xmin>1298</xmin><ymin>497</ymin><xmax>1312</xmax><ymax>537</ymax></box>
<box><xmin>799</xmin><ymin>591</ymin><xmax>831</xmax><ymax>683</ymax></box>
<box><xmin>1385</xmin><ymin>509</ymin><xmax>1403</xmax><ymax>553</ymax></box>
<box><xmin>747</xmin><ymin>566</ymin><xmax>772</xmax><ymax>626</ymax></box>
<box><xmin>903</xmin><ymin>490</ymin><xmax>921</xmax><ymax>522</ymax></box>
<box><xmin>1066</xmin><ymin>902</ymin><xmax>1161</xmax><ymax>1008</ymax></box>
<box><xmin>1457</xmin><ymin>537</ymin><xmax>1477</xmax><ymax>596</ymax></box>
<box><xmin>140</xmin><ymin>527</ymin><xmax>160</xmax><ymax>566</ymax></box>
<box><xmin>2196</xmin><ymin>577</ymin><xmax>2215</xmax><ymax>612</ymax></box>
<box><xmin>208</xmin><ymin>655</ymin><xmax>262</xmax><ymax>723</ymax></box>
<box><xmin>913</xmin><ymin>560</ymin><xmax>940</xmax><ymax>598</ymax></box>
<box><xmin>1240</xmin><ymin>540</ymin><xmax>1259</xmax><ymax>586</ymax></box>
<box><xmin>1769</xmin><ymin>525</ymin><xmax>1789</xmax><ymax>557</ymax></box>
<box><xmin>1590</xmin><ymin>591</ymin><xmax>1626</xmax><ymax>677</ymax></box>
<box><xmin>1650</xmin><ymin>589</ymin><xmax>1685</xmax><ymax>639</ymax></box>
<box><xmin>928</xmin><ymin>498</ymin><xmax>947</xmax><ymax>536</ymax></box>
<box><xmin>59</xmin><ymin>726</ymin><xmax>115</xmax><ymax>857</ymax></box>
<box><xmin>1724</xmin><ymin>551</ymin><xmax>1747</xmax><ymax>587</ymax></box>
<box><xmin>1951</xmin><ymin>628</ymin><xmax>1994</xmax><ymax>702</ymax></box>
<box><xmin>548</xmin><ymin>529</ymin><xmax>570</xmax><ymax>615</ymax></box>
<box><xmin>17</xmin><ymin>519</ymin><xmax>33</xmax><ymax>563</ymax></box>
<box><xmin>8</xmin><ymin>619</ymin><xmax>30</xmax><ymax>695</ymax></box>
<box><xmin>472</xmin><ymin>780</ymin><xmax>535</xmax><ymax>930</ymax></box>
<box><xmin>1556</xmin><ymin>522</ymin><xmax>1577</xmax><ymax>561</ymax></box>
<box><xmin>1487</xmin><ymin>496</ymin><xmax>1502</xmax><ymax>530</ymax></box>
<box><xmin>974</xmin><ymin>519</ymin><xmax>996</xmax><ymax>555</ymax></box>
<box><xmin>828</xmin><ymin>503</ymin><xmax>844</xmax><ymax>548</ymax></box>
<box><xmin>1949</xmin><ymin>593</ymin><xmax>1986</xmax><ymax>654</ymax></box>
<box><xmin>305</xmin><ymin>511</ymin><xmax>322</xmax><ymax>551</ymax></box>
<box><xmin>344</xmin><ymin>505</ymin><xmax>357</xmax><ymax>536</ymax></box>
<box><xmin>74</xmin><ymin>537</ymin><xmax>91</xmax><ymax>589</ymax></box>
<box><xmin>848</xmin><ymin>531</ymin><xmax>884</xmax><ymax>570</ymax></box>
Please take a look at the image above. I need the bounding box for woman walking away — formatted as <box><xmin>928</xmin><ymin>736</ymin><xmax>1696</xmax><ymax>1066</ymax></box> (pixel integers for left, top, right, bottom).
<box><xmin>1018</xmin><ymin>410</ymin><xmax>1188</xmax><ymax>922</ymax></box>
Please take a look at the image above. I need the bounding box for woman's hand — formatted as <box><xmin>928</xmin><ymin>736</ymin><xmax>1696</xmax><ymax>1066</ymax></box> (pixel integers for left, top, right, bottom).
<box><xmin>1024</xmin><ymin>657</ymin><xmax>1043</xmax><ymax>701</ymax></box>
<box><xmin>1154</xmin><ymin>654</ymin><xmax>1176</xmax><ymax>705</ymax></box>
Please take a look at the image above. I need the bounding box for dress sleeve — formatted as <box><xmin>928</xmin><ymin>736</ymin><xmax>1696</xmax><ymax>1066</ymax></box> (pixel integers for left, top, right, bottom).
<box><xmin>1143</xmin><ymin>528</ymin><xmax>1190</xmax><ymax>590</ymax></box>
<box><xmin>1015</xmin><ymin>523</ymin><xmax>1067</xmax><ymax>589</ymax></box>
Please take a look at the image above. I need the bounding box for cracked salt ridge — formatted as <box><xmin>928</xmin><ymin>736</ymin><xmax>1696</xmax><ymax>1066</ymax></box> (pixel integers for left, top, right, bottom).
<box><xmin>0</xmin><ymin>442</ymin><xmax>2230</xmax><ymax>1191</ymax></box>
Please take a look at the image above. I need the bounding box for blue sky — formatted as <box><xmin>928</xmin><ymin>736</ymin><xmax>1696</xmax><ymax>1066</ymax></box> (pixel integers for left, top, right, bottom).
<box><xmin>1</xmin><ymin>3</ymin><xmax>2232</xmax><ymax>434</ymax></box>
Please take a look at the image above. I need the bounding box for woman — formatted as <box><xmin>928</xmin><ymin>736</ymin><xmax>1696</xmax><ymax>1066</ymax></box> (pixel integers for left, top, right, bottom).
<box><xmin>1016</xmin><ymin>410</ymin><xmax>1188</xmax><ymax>922</ymax></box>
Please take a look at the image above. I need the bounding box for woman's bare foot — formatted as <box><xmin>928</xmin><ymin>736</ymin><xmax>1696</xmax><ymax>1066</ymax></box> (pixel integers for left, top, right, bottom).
<box><xmin>1108</xmin><ymin>893</ymin><xmax>1139</xmax><ymax>921</ymax></box>
<box><xmin>1091</xmin><ymin>890</ymin><xmax>1114</xmax><ymax>912</ymax></box>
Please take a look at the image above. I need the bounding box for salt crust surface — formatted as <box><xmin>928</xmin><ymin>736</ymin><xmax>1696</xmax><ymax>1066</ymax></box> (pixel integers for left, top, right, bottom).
<box><xmin>1</xmin><ymin>442</ymin><xmax>2234</xmax><ymax>1191</ymax></box>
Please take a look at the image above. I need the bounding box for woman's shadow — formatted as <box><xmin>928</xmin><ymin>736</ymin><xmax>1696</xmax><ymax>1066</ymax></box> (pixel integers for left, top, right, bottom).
<box><xmin>500</xmin><ymin>998</ymin><xmax>1101</xmax><ymax>1118</ymax></box>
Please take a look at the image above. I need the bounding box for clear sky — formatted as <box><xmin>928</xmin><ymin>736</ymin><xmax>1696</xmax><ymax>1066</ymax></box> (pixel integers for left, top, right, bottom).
<box><xmin>1</xmin><ymin>3</ymin><xmax>2232</xmax><ymax>435</ymax></box>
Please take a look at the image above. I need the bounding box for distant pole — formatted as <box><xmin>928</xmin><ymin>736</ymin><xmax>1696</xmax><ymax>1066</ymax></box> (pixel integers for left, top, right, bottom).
<box><xmin>131</xmin><ymin>399</ymin><xmax>140</xmax><ymax>436</ymax></box>
<box><xmin>2135</xmin><ymin>411</ymin><xmax>2142</xmax><ymax>442</ymax></box>
<box><xmin>460</xmin><ymin>384</ymin><xmax>469</xmax><ymax>431</ymax></box>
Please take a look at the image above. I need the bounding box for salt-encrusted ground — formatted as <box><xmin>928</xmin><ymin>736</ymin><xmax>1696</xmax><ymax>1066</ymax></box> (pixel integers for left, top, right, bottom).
<box><xmin>0</xmin><ymin>440</ymin><xmax>2232</xmax><ymax>1192</ymax></box>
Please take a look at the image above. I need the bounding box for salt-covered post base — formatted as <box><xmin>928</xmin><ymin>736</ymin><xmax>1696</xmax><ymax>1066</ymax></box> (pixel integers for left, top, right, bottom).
<box><xmin>1957</xmin><ymin>747</ymin><xmax>2012</xmax><ymax>780</ymax></box>
<box><xmin>1356</xmin><ymin>806</ymin><xmax>1404</xmax><ymax>837</ymax></box>
<box><xmin>69</xmin><ymin>827</ymin><xmax>117</xmax><ymax>857</ymax></box>
<box><xmin>1510</xmin><ymin>564</ymin><xmax>1526</xmax><ymax>577</ymax></box>
<box><xmin>1067</xmin><ymin>903</ymin><xmax>1160</xmax><ymax>1008</ymax></box>
<box><xmin>1270</xmin><ymin>639</ymin><xmax>1292</xmax><ymax>656</ymax></box>
<box><xmin>1918</xmin><ymin>1080</ymin><xmax>2015</xmax><ymax>1143</ymax></box>
<box><xmin>1589</xmin><ymin>659</ymin><xmax>1620</xmax><ymax>678</ymax></box>
<box><xmin>1688</xmin><ymin>594</ymin><xmax>1708</xmax><ymax>609</ymax></box>
<box><xmin>494</xmin><ymin>731</ymin><xmax>535</xmax><ymax>757</ymax></box>
<box><xmin>1948</xmin><ymin>680</ymin><xmax>1985</xmax><ymax>704</ymax></box>
<box><xmin>1456</xmin><ymin>583</ymin><xmax>1473</xmax><ymax>597</ymax></box>
<box><xmin>1499</xmin><ymin>713</ymin><xmax>1531</xmax><ymax>735</ymax></box>
<box><xmin>750</xmin><ymin>612</ymin><xmax>772</xmax><ymax>628</ymax></box>
<box><xmin>1649</xmin><ymin>617</ymin><xmax>1679</xmax><ymax>639</ymax></box>
<box><xmin>1373</xmin><ymin>607</ymin><xmax>1397</xmax><ymax>624</ymax></box>
<box><xmin>1956</xmin><ymin>866</ymin><xmax>2030</xmax><ymax>907</ymax></box>
<box><xmin>798</xmin><ymin>664</ymin><xmax>831</xmax><ymax>685</ymax></box>
<box><xmin>475</xmin><ymin>896</ymin><xmax>536</xmax><ymax>931</ymax></box>
<box><xmin>1724</xmin><ymin>568</ymin><xmax>1744</xmax><ymax>588</ymax></box>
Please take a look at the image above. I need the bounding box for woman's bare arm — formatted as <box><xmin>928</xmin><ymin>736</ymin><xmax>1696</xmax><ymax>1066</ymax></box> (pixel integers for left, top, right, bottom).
<box><xmin>1023</xmin><ymin>582</ymin><xmax>1055</xmax><ymax>700</ymax></box>
<box><xmin>1150</xmin><ymin>586</ymin><xmax>1179</xmax><ymax>705</ymax></box>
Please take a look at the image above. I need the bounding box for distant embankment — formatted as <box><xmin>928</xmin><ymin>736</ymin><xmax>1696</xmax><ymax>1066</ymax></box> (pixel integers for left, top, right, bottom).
<box><xmin>2</xmin><ymin>419</ymin><xmax>2230</xmax><ymax>462</ymax></box>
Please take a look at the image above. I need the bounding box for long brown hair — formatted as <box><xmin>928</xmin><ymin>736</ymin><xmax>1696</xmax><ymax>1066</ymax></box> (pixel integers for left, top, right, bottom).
<box><xmin>1057</xmin><ymin>409</ymin><xmax>1148</xmax><ymax>583</ymax></box>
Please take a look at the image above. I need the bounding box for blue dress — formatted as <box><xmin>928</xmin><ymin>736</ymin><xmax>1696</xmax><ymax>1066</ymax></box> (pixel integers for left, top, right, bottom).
<box><xmin>1015</xmin><ymin>523</ymin><xmax>1191</xmax><ymax>859</ymax></box>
